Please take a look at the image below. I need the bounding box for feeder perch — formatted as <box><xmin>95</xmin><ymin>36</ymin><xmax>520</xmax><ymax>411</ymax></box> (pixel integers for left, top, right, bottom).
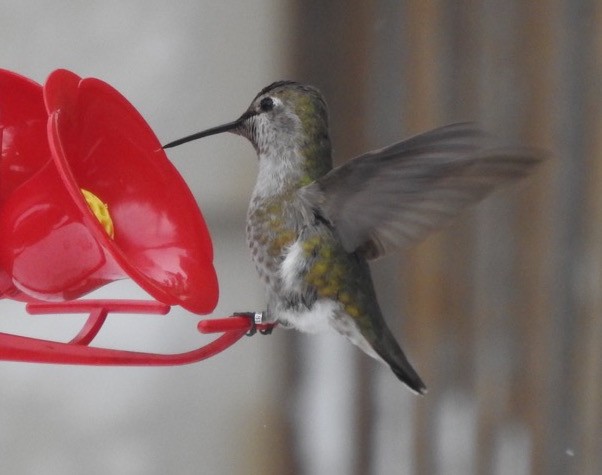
<box><xmin>0</xmin><ymin>68</ymin><xmax>274</xmax><ymax>365</ymax></box>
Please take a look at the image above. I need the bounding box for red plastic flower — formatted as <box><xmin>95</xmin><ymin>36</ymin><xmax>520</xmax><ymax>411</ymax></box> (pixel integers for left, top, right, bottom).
<box><xmin>0</xmin><ymin>68</ymin><xmax>218</xmax><ymax>314</ymax></box>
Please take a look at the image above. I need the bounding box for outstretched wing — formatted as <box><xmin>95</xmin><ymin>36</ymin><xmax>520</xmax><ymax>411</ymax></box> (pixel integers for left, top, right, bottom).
<box><xmin>300</xmin><ymin>123</ymin><xmax>544</xmax><ymax>259</ymax></box>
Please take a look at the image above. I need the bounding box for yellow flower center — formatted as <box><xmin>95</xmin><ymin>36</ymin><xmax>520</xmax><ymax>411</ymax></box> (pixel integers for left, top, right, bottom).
<box><xmin>81</xmin><ymin>188</ymin><xmax>115</xmax><ymax>239</ymax></box>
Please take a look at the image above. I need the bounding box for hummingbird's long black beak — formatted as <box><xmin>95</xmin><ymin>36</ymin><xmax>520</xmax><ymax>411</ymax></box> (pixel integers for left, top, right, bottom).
<box><xmin>162</xmin><ymin>112</ymin><xmax>252</xmax><ymax>149</ymax></box>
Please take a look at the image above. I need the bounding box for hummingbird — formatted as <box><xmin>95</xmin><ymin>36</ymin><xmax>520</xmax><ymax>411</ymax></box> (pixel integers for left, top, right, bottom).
<box><xmin>164</xmin><ymin>81</ymin><xmax>542</xmax><ymax>394</ymax></box>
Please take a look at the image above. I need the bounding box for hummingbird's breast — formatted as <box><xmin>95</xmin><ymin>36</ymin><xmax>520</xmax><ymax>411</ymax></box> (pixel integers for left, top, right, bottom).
<box><xmin>246</xmin><ymin>191</ymin><xmax>301</xmax><ymax>290</ymax></box>
<box><xmin>246</xmin><ymin>188</ymin><xmax>380</xmax><ymax>326</ymax></box>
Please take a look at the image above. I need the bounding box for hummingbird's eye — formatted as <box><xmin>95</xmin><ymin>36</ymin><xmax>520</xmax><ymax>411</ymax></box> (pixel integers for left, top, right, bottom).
<box><xmin>260</xmin><ymin>97</ymin><xmax>274</xmax><ymax>112</ymax></box>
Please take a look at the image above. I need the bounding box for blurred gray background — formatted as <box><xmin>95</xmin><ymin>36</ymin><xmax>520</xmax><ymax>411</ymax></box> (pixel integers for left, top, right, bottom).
<box><xmin>1</xmin><ymin>1</ymin><xmax>601</xmax><ymax>474</ymax></box>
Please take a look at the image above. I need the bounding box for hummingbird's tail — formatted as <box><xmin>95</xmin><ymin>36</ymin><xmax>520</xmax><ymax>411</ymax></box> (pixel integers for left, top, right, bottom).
<box><xmin>387</xmin><ymin>355</ymin><xmax>427</xmax><ymax>395</ymax></box>
<box><xmin>373</xmin><ymin>324</ymin><xmax>427</xmax><ymax>395</ymax></box>
<box><xmin>343</xmin><ymin>315</ymin><xmax>427</xmax><ymax>393</ymax></box>
<box><xmin>335</xmin><ymin>306</ymin><xmax>427</xmax><ymax>394</ymax></box>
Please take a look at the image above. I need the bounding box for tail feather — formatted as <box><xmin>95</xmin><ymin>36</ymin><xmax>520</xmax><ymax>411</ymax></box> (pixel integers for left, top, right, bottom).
<box><xmin>373</xmin><ymin>324</ymin><xmax>427</xmax><ymax>395</ymax></box>
<box><xmin>329</xmin><ymin>289</ymin><xmax>426</xmax><ymax>393</ymax></box>
<box><xmin>387</xmin><ymin>354</ymin><xmax>427</xmax><ymax>395</ymax></box>
<box><xmin>341</xmin><ymin>315</ymin><xmax>427</xmax><ymax>394</ymax></box>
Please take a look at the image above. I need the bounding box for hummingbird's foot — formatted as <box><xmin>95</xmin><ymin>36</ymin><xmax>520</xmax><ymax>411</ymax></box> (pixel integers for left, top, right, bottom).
<box><xmin>233</xmin><ymin>312</ymin><xmax>267</xmax><ymax>336</ymax></box>
<box><xmin>259</xmin><ymin>322</ymin><xmax>274</xmax><ymax>335</ymax></box>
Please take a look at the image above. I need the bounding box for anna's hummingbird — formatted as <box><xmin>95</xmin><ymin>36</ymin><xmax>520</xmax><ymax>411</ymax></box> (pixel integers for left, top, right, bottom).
<box><xmin>164</xmin><ymin>81</ymin><xmax>542</xmax><ymax>394</ymax></box>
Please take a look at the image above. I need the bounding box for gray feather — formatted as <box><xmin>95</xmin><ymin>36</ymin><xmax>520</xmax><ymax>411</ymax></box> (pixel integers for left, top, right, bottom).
<box><xmin>300</xmin><ymin>122</ymin><xmax>545</xmax><ymax>259</ymax></box>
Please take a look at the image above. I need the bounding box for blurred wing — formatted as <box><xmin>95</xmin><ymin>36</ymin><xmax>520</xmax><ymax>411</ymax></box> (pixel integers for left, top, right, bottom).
<box><xmin>300</xmin><ymin>122</ymin><xmax>544</xmax><ymax>259</ymax></box>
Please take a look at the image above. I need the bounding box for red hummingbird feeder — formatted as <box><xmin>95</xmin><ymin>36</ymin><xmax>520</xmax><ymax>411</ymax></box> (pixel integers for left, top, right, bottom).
<box><xmin>0</xmin><ymin>68</ymin><xmax>272</xmax><ymax>365</ymax></box>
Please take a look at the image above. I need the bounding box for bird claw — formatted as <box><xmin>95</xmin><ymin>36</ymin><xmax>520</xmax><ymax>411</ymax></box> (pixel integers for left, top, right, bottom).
<box><xmin>233</xmin><ymin>312</ymin><xmax>270</xmax><ymax>336</ymax></box>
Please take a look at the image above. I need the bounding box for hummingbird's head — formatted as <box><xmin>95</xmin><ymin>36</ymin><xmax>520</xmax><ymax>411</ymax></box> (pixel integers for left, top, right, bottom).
<box><xmin>237</xmin><ymin>81</ymin><xmax>330</xmax><ymax>155</ymax></box>
<box><xmin>163</xmin><ymin>81</ymin><xmax>331</xmax><ymax>157</ymax></box>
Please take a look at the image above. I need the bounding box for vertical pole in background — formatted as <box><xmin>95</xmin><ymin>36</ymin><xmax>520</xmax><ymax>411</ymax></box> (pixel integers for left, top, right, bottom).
<box><xmin>402</xmin><ymin>2</ymin><xmax>444</xmax><ymax>474</ymax></box>
<box><xmin>514</xmin><ymin>2</ymin><xmax>559</xmax><ymax>474</ymax></box>
<box><xmin>289</xmin><ymin>2</ymin><xmax>375</xmax><ymax>474</ymax></box>
<box><xmin>575</xmin><ymin>1</ymin><xmax>602</xmax><ymax>473</ymax></box>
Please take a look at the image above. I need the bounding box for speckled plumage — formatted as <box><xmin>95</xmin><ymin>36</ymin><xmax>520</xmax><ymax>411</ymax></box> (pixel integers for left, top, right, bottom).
<box><xmin>240</xmin><ymin>82</ymin><xmax>429</xmax><ymax>393</ymax></box>
<box><xmin>164</xmin><ymin>81</ymin><xmax>544</xmax><ymax>394</ymax></box>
